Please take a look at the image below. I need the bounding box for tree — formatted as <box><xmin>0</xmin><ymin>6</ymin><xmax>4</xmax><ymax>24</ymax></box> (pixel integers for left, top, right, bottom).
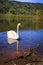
<box><xmin>36</xmin><ymin>10</ymin><xmax>40</xmax><ymax>16</ymax></box>
<box><xmin>35</xmin><ymin>10</ymin><xmax>40</xmax><ymax>30</ymax></box>
<box><xmin>0</xmin><ymin>0</ymin><xmax>8</xmax><ymax>1</ymax></box>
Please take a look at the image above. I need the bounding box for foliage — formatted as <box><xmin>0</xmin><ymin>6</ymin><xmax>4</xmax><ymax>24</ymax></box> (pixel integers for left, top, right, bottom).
<box><xmin>0</xmin><ymin>1</ymin><xmax>43</xmax><ymax>31</ymax></box>
<box><xmin>0</xmin><ymin>1</ymin><xmax>43</xmax><ymax>14</ymax></box>
<box><xmin>36</xmin><ymin>10</ymin><xmax>40</xmax><ymax>16</ymax></box>
<box><xmin>0</xmin><ymin>14</ymin><xmax>43</xmax><ymax>31</ymax></box>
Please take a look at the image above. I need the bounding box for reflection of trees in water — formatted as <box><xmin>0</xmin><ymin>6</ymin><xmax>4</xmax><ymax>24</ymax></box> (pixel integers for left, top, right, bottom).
<box><xmin>0</xmin><ymin>14</ymin><xmax>43</xmax><ymax>31</ymax></box>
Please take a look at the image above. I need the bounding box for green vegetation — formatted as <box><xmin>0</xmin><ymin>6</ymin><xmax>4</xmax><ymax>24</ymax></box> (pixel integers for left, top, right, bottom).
<box><xmin>0</xmin><ymin>0</ymin><xmax>43</xmax><ymax>14</ymax></box>
<box><xmin>0</xmin><ymin>0</ymin><xmax>43</xmax><ymax>31</ymax></box>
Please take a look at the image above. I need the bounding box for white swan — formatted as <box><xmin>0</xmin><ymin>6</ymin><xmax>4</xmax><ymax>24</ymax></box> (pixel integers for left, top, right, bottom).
<box><xmin>7</xmin><ymin>23</ymin><xmax>21</xmax><ymax>40</ymax></box>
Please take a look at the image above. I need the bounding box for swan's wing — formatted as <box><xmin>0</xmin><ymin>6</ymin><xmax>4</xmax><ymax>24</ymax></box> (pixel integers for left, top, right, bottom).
<box><xmin>7</xmin><ymin>30</ymin><xmax>19</xmax><ymax>39</ymax></box>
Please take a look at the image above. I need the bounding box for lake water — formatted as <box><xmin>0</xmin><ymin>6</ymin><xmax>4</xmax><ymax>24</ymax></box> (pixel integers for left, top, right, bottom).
<box><xmin>0</xmin><ymin>29</ymin><xmax>43</xmax><ymax>53</ymax></box>
<box><xmin>0</xmin><ymin>29</ymin><xmax>43</xmax><ymax>65</ymax></box>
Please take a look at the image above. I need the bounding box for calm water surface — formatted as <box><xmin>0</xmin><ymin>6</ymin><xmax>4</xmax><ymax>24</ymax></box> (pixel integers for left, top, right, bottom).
<box><xmin>0</xmin><ymin>29</ymin><xmax>43</xmax><ymax>53</ymax></box>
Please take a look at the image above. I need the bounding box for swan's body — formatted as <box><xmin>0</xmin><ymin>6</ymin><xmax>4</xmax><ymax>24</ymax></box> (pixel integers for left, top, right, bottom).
<box><xmin>7</xmin><ymin>30</ymin><xmax>19</xmax><ymax>39</ymax></box>
<box><xmin>7</xmin><ymin>23</ymin><xmax>21</xmax><ymax>40</ymax></box>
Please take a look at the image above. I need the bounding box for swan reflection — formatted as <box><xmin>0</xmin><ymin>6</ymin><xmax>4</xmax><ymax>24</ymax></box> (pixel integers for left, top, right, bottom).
<box><xmin>8</xmin><ymin>38</ymin><xmax>19</xmax><ymax>51</ymax></box>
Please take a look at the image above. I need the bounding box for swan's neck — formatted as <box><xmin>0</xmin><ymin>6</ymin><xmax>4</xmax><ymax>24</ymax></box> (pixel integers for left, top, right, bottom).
<box><xmin>17</xmin><ymin>25</ymin><xmax>19</xmax><ymax>38</ymax></box>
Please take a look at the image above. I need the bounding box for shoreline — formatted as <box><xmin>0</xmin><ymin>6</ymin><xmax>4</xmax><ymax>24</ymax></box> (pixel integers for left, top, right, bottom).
<box><xmin>0</xmin><ymin>46</ymin><xmax>43</xmax><ymax>65</ymax></box>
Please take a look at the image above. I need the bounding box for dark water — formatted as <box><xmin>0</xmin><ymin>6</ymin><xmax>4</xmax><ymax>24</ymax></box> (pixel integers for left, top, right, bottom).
<box><xmin>0</xmin><ymin>30</ymin><xmax>43</xmax><ymax>53</ymax></box>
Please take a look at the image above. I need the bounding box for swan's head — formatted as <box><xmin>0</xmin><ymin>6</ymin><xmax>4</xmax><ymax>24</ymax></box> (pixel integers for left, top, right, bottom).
<box><xmin>17</xmin><ymin>23</ymin><xmax>22</xmax><ymax>27</ymax></box>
